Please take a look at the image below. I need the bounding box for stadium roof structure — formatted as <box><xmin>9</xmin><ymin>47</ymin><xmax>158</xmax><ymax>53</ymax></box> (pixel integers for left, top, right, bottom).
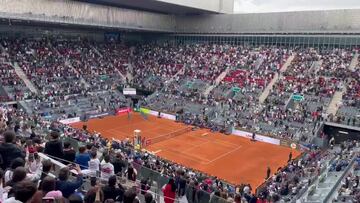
<box><xmin>77</xmin><ymin>0</ymin><xmax>234</xmax><ymax>14</ymax></box>
<box><xmin>1</xmin><ymin>1</ymin><xmax>360</xmax><ymax>34</ymax></box>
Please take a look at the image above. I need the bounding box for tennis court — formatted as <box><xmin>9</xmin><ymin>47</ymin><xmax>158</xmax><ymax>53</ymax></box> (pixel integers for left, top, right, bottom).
<box><xmin>71</xmin><ymin>113</ymin><xmax>300</xmax><ymax>188</ymax></box>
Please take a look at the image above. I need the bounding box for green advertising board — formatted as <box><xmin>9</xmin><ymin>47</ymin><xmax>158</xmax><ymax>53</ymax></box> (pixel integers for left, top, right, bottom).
<box><xmin>232</xmin><ymin>87</ymin><xmax>241</xmax><ymax>93</ymax></box>
<box><xmin>186</xmin><ymin>81</ymin><xmax>193</xmax><ymax>88</ymax></box>
<box><xmin>292</xmin><ymin>94</ymin><xmax>304</xmax><ymax>101</ymax></box>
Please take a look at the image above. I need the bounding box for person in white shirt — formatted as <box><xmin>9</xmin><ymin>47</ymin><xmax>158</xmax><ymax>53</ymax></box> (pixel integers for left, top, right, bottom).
<box><xmin>100</xmin><ymin>155</ymin><xmax>114</xmax><ymax>182</ymax></box>
<box><xmin>82</xmin><ymin>151</ymin><xmax>100</xmax><ymax>177</ymax></box>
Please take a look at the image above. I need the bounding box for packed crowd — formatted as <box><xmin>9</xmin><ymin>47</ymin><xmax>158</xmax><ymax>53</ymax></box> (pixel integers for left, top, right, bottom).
<box><xmin>131</xmin><ymin>43</ymin><xmax>184</xmax><ymax>92</ymax></box>
<box><xmin>261</xmin><ymin>140</ymin><xmax>358</xmax><ymax>202</ymax></box>
<box><xmin>335</xmin><ymin>57</ymin><xmax>360</xmax><ymax>127</ymax></box>
<box><xmin>258</xmin><ymin>48</ymin><xmax>356</xmax><ymax>140</ymax></box>
<box><xmin>0</xmin><ymin>38</ymin><xmax>358</xmax><ymax>203</ymax></box>
<box><xmin>0</xmin><ymin>37</ymin><xmax>358</xmax><ymax>141</ymax></box>
<box><xmin>7</xmin><ymin>38</ymin><xmax>86</xmax><ymax>97</ymax></box>
<box><xmin>331</xmin><ymin>141</ymin><xmax>360</xmax><ymax>202</ymax></box>
<box><xmin>0</xmin><ymin>104</ymin><xmax>357</xmax><ymax>203</ymax></box>
<box><xmin>0</xmin><ymin>105</ymin><xmax>260</xmax><ymax>203</ymax></box>
<box><xmin>0</xmin><ymin>62</ymin><xmax>32</xmax><ymax>101</ymax></box>
<box><xmin>28</xmin><ymin>90</ymin><xmax>127</xmax><ymax>120</ymax></box>
<box><xmin>140</xmin><ymin>45</ymin><xmax>357</xmax><ymax>142</ymax></box>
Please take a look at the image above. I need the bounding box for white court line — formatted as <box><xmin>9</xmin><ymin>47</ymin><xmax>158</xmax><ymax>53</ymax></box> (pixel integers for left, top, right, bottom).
<box><xmin>106</xmin><ymin>129</ymin><xmax>119</xmax><ymax>133</ymax></box>
<box><xmin>188</xmin><ymin>133</ymin><xmax>238</xmax><ymax>148</ymax></box>
<box><xmin>152</xmin><ymin>150</ymin><xmax>162</xmax><ymax>154</ymax></box>
<box><xmin>182</xmin><ymin>140</ymin><xmax>210</xmax><ymax>153</ymax></box>
<box><xmin>161</xmin><ymin>146</ymin><xmax>211</xmax><ymax>163</ymax></box>
<box><xmin>105</xmin><ymin>129</ymin><xmax>129</xmax><ymax>138</ymax></box>
<box><xmin>104</xmin><ymin>130</ymin><xmax>119</xmax><ymax>135</ymax></box>
<box><xmin>204</xmin><ymin>145</ymin><xmax>242</xmax><ymax>165</ymax></box>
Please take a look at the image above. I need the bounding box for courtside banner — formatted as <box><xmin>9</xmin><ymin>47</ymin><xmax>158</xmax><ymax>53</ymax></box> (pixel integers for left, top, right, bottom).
<box><xmin>88</xmin><ymin>112</ymin><xmax>109</xmax><ymax>119</ymax></box>
<box><xmin>59</xmin><ymin>117</ymin><xmax>80</xmax><ymax>124</ymax></box>
<box><xmin>139</xmin><ymin>108</ymin><xmax>151</xmax><ymax>114</ymax></box>
<box><xmin>149</xmin><ymin>110</ymin><xmax>159</xmax><ymax>117</ymax></box>
<box><xmin>117</xmin><ymin>107</ymin><xmax>132</xmax><ymax>115</ymax></box>
<box><xmin>232</xmin><ymin>129</ymin><xmax>281</xmax><ymax>145</ymax></box>
<box><xmin>145</xmin><ymin>109</ymin><xmax>176</xmax><ymax>121</ymax></box>
<box><xmin>123</xmin><ymin>88</ymin><xmax>136</xmax><ymax>95</ymax></box>
<box><xmin>160</xmin><ymin>113</ymin><xmax>176</xmax><ymax>121</ymax></box>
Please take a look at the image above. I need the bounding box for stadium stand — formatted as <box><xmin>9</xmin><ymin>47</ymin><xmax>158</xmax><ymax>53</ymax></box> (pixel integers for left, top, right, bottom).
<box><xmin>0</xmin><ymin>1</ymin><xmax>360</xmax><ymax>202</ymax></box>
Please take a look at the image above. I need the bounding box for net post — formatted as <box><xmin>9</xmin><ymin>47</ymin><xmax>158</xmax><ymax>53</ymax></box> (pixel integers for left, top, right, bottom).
<box><xmin>134</xmin><ymin>129</ymin><xmax>142</xmax><ymax>151</ymax></box>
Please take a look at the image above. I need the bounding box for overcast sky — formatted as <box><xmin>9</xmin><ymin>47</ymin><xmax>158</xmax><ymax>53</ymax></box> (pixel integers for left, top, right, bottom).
<box><xmin>234</xmin><ymin>0</ymin><xmax>360</xmax><ymax>13</ymax></box>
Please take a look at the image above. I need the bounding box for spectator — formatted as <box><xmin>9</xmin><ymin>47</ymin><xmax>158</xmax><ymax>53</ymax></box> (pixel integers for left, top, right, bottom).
<box><xmin>4</xmin><ymin>181</ymin><xmax>37</xmax><ymax>203</ymax></box>
<box><xmin>140</xmin><ymin>178</ymin><xmax>151</xmax><ymax>195</ymax></box>
<box><xmin>176</xmin><ymin>170</ymin><xmax>187</xmax><ymax>196</ymax></box>
<box><xmin>56</xmin><ymin>166</ymin><xmax>83</xmax><ymax>198</ymax></box>
<box><xmin>25</xmin><ymin>153</ymin><xmax>42</xmax><ymax>176</ymax></box>
<box><xmin>31</xmin><ymin>176</ymin><xmax>62</xmax><ymax>203</ymax></box>
<box><xmin>63</xmin><ymin>141</ymin><xmax>76</xmax><ymax>164</ymax></box>
<box><xmin>4</xmin><ymin>158</ymin><xmax>25</xmax><ymax>184</ymax></box>
<box><xmin>44</xmin><ymin>131</ymin><xmax>63</xmax><ymax>161</ymax></box>
<box><xmin>0</xmin><ymin>169</ymin><xmax>4</xmax><ymax>202</ymax></box>
<box><xmin>75</xmin><ymin>146</ymin><xmax>90</xmax><ymax>170</ymax></box>
<box><xmin>85</xmin><ymin>177</ymin><xmax>103</xmax><ymax>203</ymax></box>
<box><xmin>126</xmin><ymin>164</ymin><xmax>137</xmax><ymax>182</ymax></box>
<box><xmin>101</xmin><ymin>155</ymin><xmax>114</xmax><ymax>182</ymax></box>
<box><xmin>145</xmin><ymin>192</ymin><xmax>155</xmax><ymax>203</ymax></box>
<box><xmin>68</xmin><ymin>193</ymin><xmax>83</xmax><ymax>203</ymax></box>
<box><xmin>40</xmin><ymin>159</ymin><xmax>56</xmax><ymax>181</ymax></box>
<box><xmin>6</xmin><ymin>167</ymin><xmax>28</xmax><ymax>197</ymax></box>
<box><xmin>162</xmin><ymin>178</ymin><xmax>176</xmax><ymax>203</ymax></box>
<box><xmin>186</xmin><ymin>180</ymin><xmax>199</xmax><ymax>203</ymax></box>
<box><xmin>123</xmin><ymin>188</ymin><xmax>137</xmax><ymax>203</ymax></box>
<box><xmin>83</xmin><ymin>150</ymin><xmax>100</xmax><ymax>177</ymax></box>
<box><xmin>102</xmin><ymin>175</ymin><xmax>125</xmax><ymax>202</ymax></box>
<box><xmin>0</xmin><ymin>131</ymin><xmax>25</xmax><ymax>170</ymax></box>
<box><xmin>112</xmin><ymin>151</ymin><xmax>126</xmax><ymax>175</ymax></box>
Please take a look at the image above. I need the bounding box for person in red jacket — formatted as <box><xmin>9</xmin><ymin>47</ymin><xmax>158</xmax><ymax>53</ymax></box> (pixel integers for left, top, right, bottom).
<box><xmin>162</xmin><ymin>178</ymin><xmax>176</xmax><ymax>203</ymax></box>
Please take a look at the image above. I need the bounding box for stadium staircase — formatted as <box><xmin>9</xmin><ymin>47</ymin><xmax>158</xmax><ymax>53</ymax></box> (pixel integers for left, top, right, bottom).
<box><xmin>259</xmin><ymin>54</ymin><xmax>296</xmax><ymax>103</ymax></box>
<box><xmin>164</xmin><ymin>64</ymin><xmax>185</xmax><ymax>86</ymax></box>
<box><xmin>0</xmin><ymin>43</ymin><xmax>5</xmax><ymax>53</ymax></box>
<box><xmin>116</xmin><ymin>67</ymin><xmax>127</xmax><ymax>82</ymax></box>
<box><xmin>13</xmin><ymin>62</ymin><xmax>38</xmax><ymax>94</ymax></box>
<box><xmin>284</xmin><ymin>59</ymin><xmax>323</xmax><ymax>111</ymax></box>
<box><xmin>48</xmin><ymin>41</ymin><xmax>60</xmax><ymax>55</ymax></box>
<box><xmin>300</xmin><ymin>148</ymin><xmax>358</xmax><ymax>203</ymax></box>
<box><xmin>18</xmin><ymin>100</ymin><xmax>33</xmax><ymax>115</ymax></box>
<box><xmin>326</xmin><ymin>89</ymin><xmax>345</xmax><ymax>116</ymax></box>
<box><xmin>203</xmin><ymin>67</ymin><xmax>231</xmax><ymax>97</ymax></box>
<box><xmin>349</xmin><ymin>52</ymin><xmax>359</xmax><ymax>71</ymax></box>
<box><xmin>312</xmin><ymin>60</ymin><xmax>323</xmax><ymax>75</ymax></box>
<box><xmin>126</xmin><ymin>63</ymin><xmax>134</xmax><ymax>82</ymax></box>
<box><xmin>90</xmin><ymin>45</ymin><xmax>127</xmax><ymax>82</ymax></box>
<box><xmin>90</xmin><ymin>45</ymin><xmax>103</xmax><ymax>57</ymax></box>
<box><xmin>255</xmin><ymin>56</ymin><xmax>265</xmax><ymax>69</ymax></box>
<box><xmin>326</xmin><ymin>53</ymin><xmax>358</xmax><ymax>116</ymax></box>
<box><xmin>65</xmin><ymin>60</ymin><xmax>91</xmax><ymax>88</ymax></box>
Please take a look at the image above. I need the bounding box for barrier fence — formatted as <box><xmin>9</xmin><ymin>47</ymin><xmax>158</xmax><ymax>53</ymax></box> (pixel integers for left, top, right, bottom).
<box><xmin>135</xmin><ymin>162</ymin><xmax>229</xmax><ymax>203</ymax></box>
<box><xmin>40</xmin><ymin>150</ymin><xmax>229</xmax><ymax>203</ymax></box>
<box><xmin>47</xmin><ymin>137</ymin><xmax>230</xmax><ymax>203</ymax></box>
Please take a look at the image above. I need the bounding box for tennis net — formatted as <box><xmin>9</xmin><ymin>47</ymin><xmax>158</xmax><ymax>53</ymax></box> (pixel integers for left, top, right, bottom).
<box><xmin>146</xmin><ymin>126</ymin><xmax>192</xmax><ymax>146</ymax></box>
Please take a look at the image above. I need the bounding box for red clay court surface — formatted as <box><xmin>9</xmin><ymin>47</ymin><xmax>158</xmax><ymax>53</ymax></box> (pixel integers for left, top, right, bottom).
<box><xmin>71</xmin><ymin>113</ymin><xmax>301</xmax><ymax>188</ymax></box>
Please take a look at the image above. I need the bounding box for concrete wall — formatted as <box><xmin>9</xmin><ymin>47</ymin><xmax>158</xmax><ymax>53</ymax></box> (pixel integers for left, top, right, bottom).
<box><xmin>158</xmin><ymin>0</ymin><xmax>234</xmax><ymax>14</ymax></box>
<box><xmin>0</xmin><ymin>24</ymin><xmax>105</xmax><ymax>41</ymax></box>
<box><xmin>0</xmin><ymin>0</ymin><xmax>359</xmax><ymax>35</ymax></box>
<box><xmin>175</xmin><ymin>9</ymin><xmax>360</xmax><ymax>33</ymax></box>
<box><xmin>0</xmin><ymin>0</ymin><xmax>175</xmax><ymax>32</ymax></box>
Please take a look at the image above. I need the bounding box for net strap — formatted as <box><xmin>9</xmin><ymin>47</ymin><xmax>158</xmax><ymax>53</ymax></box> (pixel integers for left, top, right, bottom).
<box><xmin>146</xmin><ymin>126</ymin><xmax>192</xmax><ymax>146</ymax></box>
